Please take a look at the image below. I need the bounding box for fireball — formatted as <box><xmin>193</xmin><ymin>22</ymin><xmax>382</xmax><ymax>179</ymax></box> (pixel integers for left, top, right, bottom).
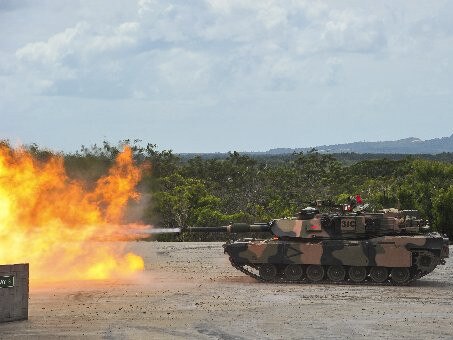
<box><xmin>0</xmin><ymin>144</ymin><xmax>145</xmax><ymax>283</ymax></box>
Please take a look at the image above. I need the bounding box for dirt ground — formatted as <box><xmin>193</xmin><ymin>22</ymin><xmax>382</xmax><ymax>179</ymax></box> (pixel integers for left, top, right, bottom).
<box><xmin>1</xmin><ymin>242</ymin><xmax>452</xmax><ymax>339</ymax></box>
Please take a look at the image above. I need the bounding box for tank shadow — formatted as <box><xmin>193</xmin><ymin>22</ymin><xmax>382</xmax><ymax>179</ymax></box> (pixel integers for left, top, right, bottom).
<box><xmin>217</xmin><ymin>275</ymin><xmax>453</xmax><ymax>287</ymax></box>
<box><xmin>411</xmin><ymin>279</ymin><xmax>453</xmax><ymax>288</ymax></box>
<box><xmin>218</xmin><ymin>275</ymin><xmax>259</xmax><ymax>284</ymax></box>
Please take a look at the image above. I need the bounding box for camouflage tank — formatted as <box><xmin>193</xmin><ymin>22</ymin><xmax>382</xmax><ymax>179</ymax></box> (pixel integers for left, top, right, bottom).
<box><xmin>187</xmin><ymin>198</ymin><xmax>450</xmax><ymax>285</ymax></box>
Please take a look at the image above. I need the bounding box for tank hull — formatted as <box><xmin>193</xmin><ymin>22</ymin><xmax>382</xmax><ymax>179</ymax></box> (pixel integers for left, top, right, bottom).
<box><xmin>224</xmin><ymin>232</ymin><xmax>449</xmax><ymax>284</ymax></box>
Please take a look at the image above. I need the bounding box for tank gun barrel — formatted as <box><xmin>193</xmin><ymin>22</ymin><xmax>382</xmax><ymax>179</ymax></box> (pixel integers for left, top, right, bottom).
<box><xmin>187</xmin><ymin>223</ymin><xmax>270</xmax><ymax>233</ymax></box>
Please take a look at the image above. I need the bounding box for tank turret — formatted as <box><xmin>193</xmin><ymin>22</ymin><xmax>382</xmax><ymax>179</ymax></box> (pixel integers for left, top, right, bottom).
<box><xmin>188</xmin><ymin>206</ymin><xmax>430</xmax><ymax>239</ymax></box>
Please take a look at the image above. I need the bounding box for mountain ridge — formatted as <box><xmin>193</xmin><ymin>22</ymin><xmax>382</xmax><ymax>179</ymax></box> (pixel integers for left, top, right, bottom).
<box><xmin>264</xmin><ymin>134</ymin><xmax>453</xmax><ymax>155</ymax></box>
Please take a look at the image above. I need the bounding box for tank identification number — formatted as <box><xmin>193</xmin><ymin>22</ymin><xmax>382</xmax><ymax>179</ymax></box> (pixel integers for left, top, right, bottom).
<box><xmin>341</xmin><ymin>219</ymin><xmax>356</xmax><ymax>232</ymax></box>
<box><xmin>0</xmin><ymin>275</ymin><xmax>14</xmax><ymax>288</ymax></box>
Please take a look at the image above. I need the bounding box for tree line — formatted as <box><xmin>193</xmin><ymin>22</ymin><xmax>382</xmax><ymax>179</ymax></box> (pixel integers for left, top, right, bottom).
<box><xmin>9</xmin><ymin>140</ymin><xmax>453</xmax><ymax>241</ymax></box>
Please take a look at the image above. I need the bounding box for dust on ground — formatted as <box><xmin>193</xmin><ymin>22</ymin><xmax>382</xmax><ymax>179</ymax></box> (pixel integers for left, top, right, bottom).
<box><xmin>1</xmin><ymin>242</ymin><xmax>452</xmax><ymax>339</ymax></box>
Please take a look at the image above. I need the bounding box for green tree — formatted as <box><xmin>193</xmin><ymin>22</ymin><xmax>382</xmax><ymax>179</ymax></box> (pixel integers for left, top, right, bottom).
<box><xmin>433</xmin><ymin>186</ymin><xmax>453</xmax><ymax>238</ymax></box>
<box><xmin>151</xmin><ymin>173</ymin><xmax>246</xmax><ymax>240</ymax></box>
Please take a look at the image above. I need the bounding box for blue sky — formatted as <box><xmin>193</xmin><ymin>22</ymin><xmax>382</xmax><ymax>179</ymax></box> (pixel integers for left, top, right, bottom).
<box><xmin>1</xmin><ymin>0</ymin><xmax>452</xmax><ymax>152</ymax></box>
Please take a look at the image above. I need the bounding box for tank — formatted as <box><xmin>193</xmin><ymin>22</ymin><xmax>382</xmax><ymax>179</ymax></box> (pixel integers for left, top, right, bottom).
<box><xmin>187</xmin><ymin>198</ymin><xmax>450</xmax><ymax>285</ymax></box>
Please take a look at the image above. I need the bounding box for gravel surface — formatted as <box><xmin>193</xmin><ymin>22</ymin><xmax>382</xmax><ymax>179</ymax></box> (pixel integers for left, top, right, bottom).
<box><xmin>1</xmin><ymin>242</ymin><xmax>452</xmax><ymax>339</ymax></box>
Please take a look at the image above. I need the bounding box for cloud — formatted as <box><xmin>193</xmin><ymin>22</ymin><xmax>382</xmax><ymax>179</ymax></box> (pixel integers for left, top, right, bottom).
<box><xmin>1</xmin><ymin>0</ymin><xmax>453</xmax><ymax>151</ymax></box>
<box><xmin>16</xmin><ymin>23</ymin><xmax>88</xmax><ymax>64</ymax></box>
<box><xmin>8</xmin><ymin>1</ymin><xmax>395</xmax><ymax>101</ymax></box>
<box><xmin>320</xmin><ymin>9</ymin><xmax>386</xmax><ymax>53</ymax></box>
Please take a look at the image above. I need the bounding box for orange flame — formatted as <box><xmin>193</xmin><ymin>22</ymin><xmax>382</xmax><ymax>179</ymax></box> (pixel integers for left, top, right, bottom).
<box><xmin>0</xmin><ymin>144</ymin><xmax>145</xmax><ymax>283</ymax></box>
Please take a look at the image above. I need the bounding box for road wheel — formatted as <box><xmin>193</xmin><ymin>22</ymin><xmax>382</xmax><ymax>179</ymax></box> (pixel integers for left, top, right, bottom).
<box><xmin>391</xmin><ymin>267</ymin><xmax>410</xmax><ymax>284</ymax></box>
<box><xmin>259</xmin><ymin>264</ymin><xmax>277</xmax><ymax>281</ymax></box>
<box><xmin>283</xmin><ymin>264</ymin><xmax>303</xmax><ymax>281</ymax></box>
<box><xmin>327</xmin><ymin>265</ymin><xmax>346</xmax><ymax>282</ymax></box>
<box><xmin>415</xmin><ymin>251</ymin><xmax>438</xmax><ymax>273</ymax></box>
<box><xmin>370</xmin><ymin>266</ymin><xmax>388</xmax><ymax>283</ymax></box>
<box><xmin>348</xmin><ymin>266</ymin><xmax>367</xmax><ymax>283</ymax></box>
<box><xmin>306</xmin><ymin>265</ymin><xmax>325</xmax><ymax>282</ymax></box>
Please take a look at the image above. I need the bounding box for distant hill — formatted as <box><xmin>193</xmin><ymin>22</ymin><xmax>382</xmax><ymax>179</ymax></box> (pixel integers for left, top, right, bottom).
<box><xmin>265</xmin><ymin>134</ymin><xmax>453</xmax><ymax>155</ymax></box>
<box><xmin>178</xmin><ymin>134</ymin><xmax>453</xmax><ymax>159</ymax></box>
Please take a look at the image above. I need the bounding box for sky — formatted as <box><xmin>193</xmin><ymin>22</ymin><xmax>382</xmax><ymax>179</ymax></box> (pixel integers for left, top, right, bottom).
<box><xmin>1</xmin><ymin>0</ymin><xmax>452</xmax><ymax>153</ymax></box>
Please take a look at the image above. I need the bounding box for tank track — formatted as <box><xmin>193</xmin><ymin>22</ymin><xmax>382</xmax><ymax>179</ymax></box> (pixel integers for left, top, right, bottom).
<box><xmin>229</xmin><ymin>259</ymin><xmax>435</xmax><ymax>286</ymax></box>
